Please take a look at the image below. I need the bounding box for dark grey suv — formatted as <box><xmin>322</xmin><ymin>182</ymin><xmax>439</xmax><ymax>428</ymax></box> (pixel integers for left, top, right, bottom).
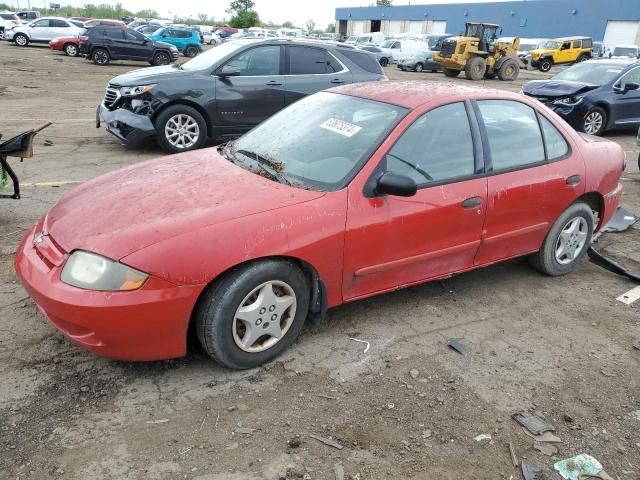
<box><xmin>97</xmin><ymin>38</ymin><xmax>386</xmax><ymax>152</ymax></box>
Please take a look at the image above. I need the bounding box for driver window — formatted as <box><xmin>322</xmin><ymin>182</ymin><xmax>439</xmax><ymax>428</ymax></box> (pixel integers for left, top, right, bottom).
<box><xmin>32</xmin><ymin>20</ymin><xmax>50</xmax><ymax>27</ymax></box>
<box><xmin>225</xmin><ymin>46</ymin><xmax>280</xmax><ymax>76</ymax></box>
<box><xmin>385</xmin><ymin>102</ymin><xmax>475</xmax><ymax>186</ymax></box>
<box><xmin>619</xmin><ymin>67</ymin><xmax>640</xmax><ymax>88</ymax></box>
<box><xmin>561</xmin><ymin>42</ymin><xmax>570</xmax><ymax>50</ymax></box>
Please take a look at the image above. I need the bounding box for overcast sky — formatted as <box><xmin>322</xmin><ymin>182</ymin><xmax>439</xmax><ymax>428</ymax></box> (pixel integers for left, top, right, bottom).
<box><xmin>6</xmin><ymin>0</ymin><xmax>522</xmax><ymax>29</ymax></box>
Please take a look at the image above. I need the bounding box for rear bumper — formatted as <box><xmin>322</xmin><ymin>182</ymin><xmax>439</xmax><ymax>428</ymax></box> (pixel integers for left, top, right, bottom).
<box><xmin>96</xmin><ymin>103</ymin><xmax>156</xmax><ymax>145</ymax></box>
<box><xmin>15</xmin><ymin>225</ymin><xmax>202</xmax><ymax>361</ymax></box>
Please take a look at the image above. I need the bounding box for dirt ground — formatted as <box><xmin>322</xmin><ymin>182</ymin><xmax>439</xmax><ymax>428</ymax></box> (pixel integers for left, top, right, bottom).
<box><xmin>1</xmin><ymin>42</ymin><xmax>639</xmax><ymax>480</ymax></box>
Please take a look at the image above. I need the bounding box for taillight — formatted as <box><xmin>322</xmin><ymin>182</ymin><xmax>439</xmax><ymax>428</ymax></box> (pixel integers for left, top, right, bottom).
<box><xmin>11</xmin><ymin>20</ymin><xmax>20</xmax><ymax>25</ymax></box>
<box><xmin>79</xmin><ymin>36</ymin><xmax>88</xmax><ymax>41</ymax></box>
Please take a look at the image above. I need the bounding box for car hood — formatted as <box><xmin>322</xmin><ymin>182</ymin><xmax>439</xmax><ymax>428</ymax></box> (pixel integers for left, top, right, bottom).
<box><xmin>108</xmin><ymin>64</ymin><xmax>187</xmax><ymax>86</ymax></box>
<box><xmin>530</xmin><ymin>48</ymin><xmax>553</xmax><ymax>57</ymax></box>
<box><xmin>523</xmin><ymin>80</ymin><xmax>600</xmax><ymax>97</ymax></box>
<box><xmin>44</xmin><ymin>148</ymin><xmax>325</xmax><ymax>260</ymax></box>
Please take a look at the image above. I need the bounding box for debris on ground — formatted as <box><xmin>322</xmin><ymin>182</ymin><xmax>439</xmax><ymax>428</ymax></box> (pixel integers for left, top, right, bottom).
<box><xmin>533</xmin><ymin>441</ymin><xmax>558</xmax><ymax>456</ymax></box>
<box><xmin>334</xmin><ymin>463</ymin><xmax>345</xmax><ymax>480</ymax></box>
<box><xmin>349</xmin><ymin>337</ymin><xmax>370</xmax><ymax>353</ymax></box>
<box><xmin>508</xmin><ymin>441</ymin><xmax>519</xmax><ymax>467</ymax></box>
<box><xmin>235</xmin><ymin>427</ymin><xmax>256</xmax><ymax>435</ymax></box>
<box><xmin>447</xmin><ymin>338</ymin><xmax>470</xmax><ymax>355</ymax></box>
<box><xmin>600</xmin><ymin>207</ymin><xmax>639</xmax><ymax>234</ymax></box>
<box><xmin>512</xmin><ymin>411</ymin><xmax>555</xmax><ymax>435</ymax></box>
<box><xmin>287</xmin><ymin>437</ymin><xmax>301</xmax><ymax>449</ymax></box>
<box><xmin>554</xmin><ymin>454</ymin><xmax>612</xmax><ymax>480</ymax></box>
<box><xmin>145</xmin><ymin>419</ymin><xmax>169</xmax><ymax>424</ymax></box>
<box><xmin>409</xmin><ymin>368</ymin><xmax>419</xmax><ymax>379</ymax></box>
<box><xmin>522</xmin><ymin>464</ymin><xmax>544</xmax><ymax>480</ymax></box>
<box><xmin>308</xmin><ymin>434</ymin><xmax>344</xmax><ymax>450</ymax></box>
<box><xmin>523</xmin><ymin>430</ymin><xmax>562</xmax><ymax>443</ymax></box>
<box><xmin>616</xmin><ymin>285</ymin><xmax>640</xmax><ymax>305</ymax></box>
<box><xmin>43</xmin><ymin>139</ymin><xmax>53</xmax><ymax>146</ymax></box>
<box><xmin>587</xmin><ymin>246</ymin><xmax>640</xmax><ymax>282</ymax></box>
<box><xmin>474</xmin><ymin>433</ymin><xmax>492</xmax><ymax>442</ymax></box>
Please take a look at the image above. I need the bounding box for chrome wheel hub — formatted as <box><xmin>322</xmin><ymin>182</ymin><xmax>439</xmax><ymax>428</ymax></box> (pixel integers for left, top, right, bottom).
<box><xmin>555</xmin><ymin>216</ymin><xmax>588</xmax><ymax>265</ymax></box>
<box><xmin>584</xmin><ymin>112</ymin><xmax>603</xmax><ymax>134</ymax></box>
<box><xmin>165</xmin><ymin>114</ymin><xmax>199</xmax><ymax>149</ymax></box>
<box><xmin>232</xmin><ymin>281</ymin><xmax>296</xmax><ymax>353</ymax></box>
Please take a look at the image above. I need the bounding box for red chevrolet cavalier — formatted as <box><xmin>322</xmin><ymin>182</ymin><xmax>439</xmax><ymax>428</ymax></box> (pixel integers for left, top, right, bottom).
<box><xmin>15</xmin><ymin>82</ymin><xmax>624</xmax><ymax>369</ymax></box>
<box><xmin>49</xmin><ymin>36</ymin><xmax>80</xmax><ymax>56</ymax></box>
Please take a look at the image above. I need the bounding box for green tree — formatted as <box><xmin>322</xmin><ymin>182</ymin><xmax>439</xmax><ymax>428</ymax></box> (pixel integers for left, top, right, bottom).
<box><xmin>229</xmin><ymin>10</ymin><xmax>260</xmax><ymax>28</ymax></box>
<box><xmin>305</xmin><ymin>19</ymin><xmax>316</xmax><ymax>34</ymax></box>
<box><xmin>376</xmin><ymin>0</ymin><xmax>393</xmax><ymax>5</ymax></box>
<box><xmin>325</xmin><ymin>23</ymin><xmax>335</xmax><ymax>33</ymax></box>
<box><xmin>282</xmin><ymin>20</ymin><xmax>294</xmax><ymax>28</ymax></box>
<box><xmin>227</xmin><ymin>0</ymin><xmax>255</xmax><ymax>15</ymax></box>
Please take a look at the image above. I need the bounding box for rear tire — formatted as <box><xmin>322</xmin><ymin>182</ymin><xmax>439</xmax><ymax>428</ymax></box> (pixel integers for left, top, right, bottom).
<box><xmin>414</xmin><ymin>62</ymin><xmax>424</xmax><ymax>72</ymax></box>
<box><xmin>92</xmin><ymin>48</ymin><xmax>110</xmax><ymax>65</ymax></box>
<box><xmin>576</xmin><ymin>53</ymin><xmax>590</xmax><ymax>63</ymax></box>
<box><xmin>443</xmin><ymin>67</ymin><xmax>461</xmax><ymax>78</ymax></box>
<box><xmin>196</xmin><ymin>260</ymin><xmax>310</xmax><ymax>369</ymax></box>
<box><xmin>153</xmin><ymin>51</ymin><xmax>171</xmax><ymax>66</ymax></box>
<box><xmin>529</xmin><ymin>202</ymin><xmax>593</xmax><ymax>276</ymax></box>
<box><xmin>538</xmin><ymin>58</ymin><xmax>553</xmax><ymax>72</ymax></box>
<box><xmin>64</xmin><ymin>43</ymin><xmax>78</xmax><ymax>56</ymax></box>
<box><xmin>379</xmin><ymin>57</ymin><xmax>389</xmax><ymax>67</ymax></box>
<box><xmin>14</xmin><ymin>33</ymin><xmax>29</xmax><ymax>47</ymax></box>
<box><xmin>465</xmin><ymin>56</ymin><xmax>486</xmax><ymax>81</ymax></box>
<box><xmin>582</xmin><ymin>107</ymin><xmax>607</xmax><ymax>136</ymax></box>
<box><xmin>184</xmin><ymin>45</ymin><xmax>199</xmax><ymax>57</ymax></box>
<box><xmin>497</xmin><ymin>58</ymin><xmax>519</xmax><ymax>81</ymax></box>
<box><xmin>154</xmin><ymin>104</ymin><xmax>208</xmax><ymax>153</ymax></box>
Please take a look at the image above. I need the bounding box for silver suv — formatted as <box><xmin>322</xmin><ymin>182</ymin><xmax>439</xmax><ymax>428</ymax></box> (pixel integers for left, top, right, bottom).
<box><xmin>6</xmin><ymin>16</ymin><xmax>83</xmax><ymax>47</ymax></box>
<box><xmin>0</xmin><ymin>12</ymin><xmax>20</xmax><ymax>37</ymax></box>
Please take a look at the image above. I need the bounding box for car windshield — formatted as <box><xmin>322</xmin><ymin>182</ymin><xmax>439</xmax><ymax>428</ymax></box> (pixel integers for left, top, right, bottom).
<box><xmin>553</xmin><ymin>62</ymin><xmax>624</xmax><ymax>85</ymax></box>
<box><xmin>179</xmin><ymin>41</ymin><xmax>246</xmax><ymax>70</ymax></box>
<box><xmin>519</xmin><ymin>43</ymin><xmax>538</xmax><ymax>52</ymax></box>
<box><xmin>427</xmin><ymin>37</ymin><xmax>441</xmax><ymax>49</ymax></box>
<box><xmin>544</xmin><ymin>41</ymin><xmax>561</xmax><ymax>49</ymax></box>
<box><xmin>613</xmin><ymin>47</ymin><xmax>638</xmax><ymax>57</ymax></box>
<box><xmin>223</xmin><ymin>92</ymin><xmax>408</xmax><ymax>191</ymax></box>
<box><xmin>380</xmin><ymin>40</ymin><xmax>396</xmax><ymax>48</ymax></box>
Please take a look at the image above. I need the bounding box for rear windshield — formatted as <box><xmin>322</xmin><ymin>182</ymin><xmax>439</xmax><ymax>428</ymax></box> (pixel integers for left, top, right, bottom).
<box><xmin>339</xmin><ymin>48</ymin><xmax>384</xmax><ymax>75</ymax></box>
<box><xmin>0</xmin><ymin>13</ymin><xmax>18</xmax><ymax>20</ymax></box>
<box><xmin>613</xmin><ymin>47</ymin><xmax>638</xmax><ymax>58</ymax></box>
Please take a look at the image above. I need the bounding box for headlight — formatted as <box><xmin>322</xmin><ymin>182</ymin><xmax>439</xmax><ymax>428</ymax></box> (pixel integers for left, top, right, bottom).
<box><xmin>552</xmin><ymin>96</ymin><xmax>583</xmax><ymax>106</ymax></box>
<box><xmin>61</xmin><ymin>251</ymin><xmax>148</xmax><ymax>291</ymax></box>
<box><xmin>120</xmin><ymin>84</ymin><xmax>156</xmax><ymax>97</ymax></box>
<box><xmin>170</xmin><ymin>46</ymin><xmax>178</xmax><ymax>52</ymax></box>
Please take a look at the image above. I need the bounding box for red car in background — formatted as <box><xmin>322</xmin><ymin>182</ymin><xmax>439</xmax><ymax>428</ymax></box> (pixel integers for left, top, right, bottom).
<box><xmin>50</xmin><ymin>19</ymin><xmax>126</xmax><ymax>56</ymax></box>
<box><xmin>15</xmin><ymin>82</ymin><xmax>625</xmax><ymax>369</ymax></box>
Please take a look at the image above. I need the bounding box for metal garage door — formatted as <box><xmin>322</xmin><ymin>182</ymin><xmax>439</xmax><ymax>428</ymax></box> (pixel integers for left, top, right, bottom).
<box><xmin>408</xmin><ymin>21</ymin><xmax>423</xmax><ymax>35</ymax></box>
<box><xmin>388</xmin><ymin>20</ymin><xmax>404</xmax><ymax>35</ymax></box>
<box><xmin>603</xmin><ymin>20</ymin><xmax>640</xmax><ymax>50</ymax></box>
<box><xmin>429</xmin><ymin>21</ymin><xmax>447</xmax><ymax>35</ymax></box>
<box><xmin>352</xmin><ymin>20</ymin><xmax>367</xmax><ymax>34</ymax></box>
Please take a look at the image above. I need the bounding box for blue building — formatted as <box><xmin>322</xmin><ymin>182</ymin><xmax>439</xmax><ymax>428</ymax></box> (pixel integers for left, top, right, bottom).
<box><xmin>335</xmin><ymin>0</ymin><xmax>640</xmax><ymax>48</ymax></box>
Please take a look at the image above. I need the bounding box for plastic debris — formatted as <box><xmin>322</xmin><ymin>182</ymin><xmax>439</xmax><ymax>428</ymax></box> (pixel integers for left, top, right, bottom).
<box><xmin>533</xmin><ymin>441</ymin><xmax>558</xmax><ymax>456</ymax></box>
<box><xmin>512</xmin><ymin>411</ymin><xmax>555</xmax><ymax>435</ymax></box>
<box><xmin>309</xmin><ymin>433</ymin><xmax>344</xmax><ymax>450</ymax></box>
<box><xmin>447</xmin><ymin>338</ymin><xmax>470</xmax><ymax>355</ymax></box>
<box><xmin>349</xmin><ymin>337</ymin><xmax>370</xmax><ymax>353</ymax></box>
<box><xmin>600</xmin><ymin>207</ymin><xmax>638</xmax><ymax>234</ymax></box>
<box><xmin>334</xmin><ymin>463</ymin><xmax>345</xmax><ymax>480</ymax></box>
<box><xmin>587</xmin><ymin>246</ymin><xmax>640</xmax><ymax>282</ymax></box>
<box><xmin>523</xmin><ymin>429</ymin><xmax>562</xmax><ymax>443</ymax></box>
<box><xmin>508</xmin><ymin>441</ymin><xmax>519</xmax><ymax>467</ymax></box>
<box><xmin>235</xmin><ymin>427</ymin><xmax>255</xmax><ymax>435</ymax></box>
<box><xmin>554</xmin><ymin>454</ymin><xmax>611</xmax><ymax>480</ymax></box>
<box><xmin>522</xmin><ymin>464</ymin><xmax>544</xmax><ymax>480</ymax></box>
<box><xmin>474</xmin><ymin>433</ymin><xmax>491</xmax><ymax>442</ymax></box>
<box><xmin>145</xmin><ymin>418</ymin><xmax>169</xmax><ymax>424</ymax></box>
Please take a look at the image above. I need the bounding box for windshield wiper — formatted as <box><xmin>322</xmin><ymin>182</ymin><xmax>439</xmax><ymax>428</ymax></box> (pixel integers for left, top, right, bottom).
<box><xmin>236</xmin><ymin>149</ymin><xmax>292</xmax><ymax>186</ymax></box>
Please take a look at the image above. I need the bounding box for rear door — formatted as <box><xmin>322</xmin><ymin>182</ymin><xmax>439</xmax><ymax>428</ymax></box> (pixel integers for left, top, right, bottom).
<box><xmin>213</xmin><ymin>44</ymin><xmax>285</xmax><ymax>135</ymax></box>
<box><xmin>102</xmin><ymin>27</ymin><xmax>126</xmax><ymax>57</ymax></box>
<box><xmin>472</xmin><ymin>99</ymin><xmax>585</xmax><ymax>266</ymax></box>
<box><xmin>49</xmin><ymin>18</ymin><xmax>74</xmax><ymax>39</ymax></box>
<box><xmin>283</xmin><ymin>45</ymin><xmax>352</xmax><ymax>106</ymax></box>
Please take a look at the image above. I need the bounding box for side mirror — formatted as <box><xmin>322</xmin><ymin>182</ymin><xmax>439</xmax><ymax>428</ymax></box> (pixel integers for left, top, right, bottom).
<box><xmin>375</xmin><ymin>172</ymin><xmax>417</xmax><ymax>197</ymax></box>
<box><xmin>218</xmin><ymin>65</ymin><xmax>241</xmax><ymax>77</ymax></box>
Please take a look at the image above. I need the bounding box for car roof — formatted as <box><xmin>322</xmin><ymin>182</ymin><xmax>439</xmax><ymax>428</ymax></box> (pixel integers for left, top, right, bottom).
<box><xmin>554</xmin><ymin>36</ymin><xmax>591</xmax><ymax>41</ymax></box>
<box><xmin>229</xmin><ymin>37</ymin><xmax>357</xmax><ymax>50</ymax></box>
<box><xmin>613</xmin><ymin>44</ymin><xmax>639</xmax><ymax>49</ymax></box>
<box><xmin>585</xmin><ymin>58</ymin><xmax>639</xmax><ymax>66</ymax></box>
<box><xmin>332</xmin><ymin>81</ymin><xmax>511</xmax><ymax>109</ymax></box>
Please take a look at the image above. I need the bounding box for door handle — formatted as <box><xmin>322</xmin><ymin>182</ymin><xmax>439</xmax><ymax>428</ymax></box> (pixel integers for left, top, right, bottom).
<box><xmin>566</xmin><ymin>175</ymin><xmax>581</xmax><ymax>185</ymax></box>
<box><xmin>330</xmin><ymin>78</ymin><xmax>345</xmax><ymax>84</ymax></box>
<box><xmin>265</xmin><ymin>80</ymin><xmax>282</xmax><ymax>86</ymax></box>
<box><xmin>461</xmin><ymin>196</ymin><xmax>482</xmax><ymax>208</ymax></box>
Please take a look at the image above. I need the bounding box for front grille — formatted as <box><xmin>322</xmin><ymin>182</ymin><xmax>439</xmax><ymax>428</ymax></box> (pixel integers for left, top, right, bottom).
<box><xmin>439</xmin><ymin>40</ymin><xmax>456</xmax><ymax>58</ymax></box>
<box><xmin>103</xmin><ymin>84</ymin><xmax>121</xmax><ymax>109</ymax></box>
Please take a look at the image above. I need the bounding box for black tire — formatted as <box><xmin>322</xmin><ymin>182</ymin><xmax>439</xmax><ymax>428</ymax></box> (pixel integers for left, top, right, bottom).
<box><xmin>529</xmin><ymin>202</ymin><xmax>594</xmax><ymax>276</ymax></box>
<box><xmin>92</xmin><ymin>48</ymin><xmax>110</xmax><ymax>65</ymax></box>
<box><xmin>443</xmin><ymin>67</ymin><xmax>461</xmax><ymax>78</ymax></box>
<box><xmin>184</xmin><ymin>45</ymin><xmax>199</xmax><ymax>58</ymax></box>
<box><xmin>414</xmin><ymin>62</ymin><xmax>424</xmax><ymax>72</ymax></box>
<box><xmin>582</xmin><ymin>107</ymin><xmax>607</xmax><ymax>136</ymax></box>
<box><xmin>465</xmin><ymin>56</ymin><xmax>486</xmax><ymax>81</ymax></box>
<box><xmin>14</xmin><ymin>33</ymin><xmax>29</xmax><ymax>47</ymax></box>
<box><xmin>575</xmin><ymin>54</ymin><xmax>590</xmax><ymax>63</ymax></box>
<box><xmin>152</xmin><ymin>51</ymin><xmax>171</xmax><ymax>66</ymax></box>
<box><xmin>64</xmin><ymin>43</ymin><xmax>78</xmax><ymax>56</ymax></box>
<box><xmin>484</xmin><ymin>71</ymin><xmax>497</xmax><ymax>80</ymax></box>
<box><xmin>379</xmin><ymin>57</ymin><xmax>389</xmax><ymax>67</ymax></box>
<box><xmin>538</xmin><ymin>58</ymin><xmax>553</xmax><ymax>72</ymax></box>
<box><xmin>196</xmin><ymin>259</ymin><xmax>310</xmax><ymax>369</ymax></box>
<box><xmin>154</xmin><ymin>104</ymin><xmax>208</xmax><ymax>153</ymax></box>
<box><xmin>497</xmin><ymin>58</ymin><xmax>520</xmax><ymax>81</ymax></box>
<box><xmin>431</xmin><ymin>69</ymin><xmax>438</xmax><ymax>73</ymax></box>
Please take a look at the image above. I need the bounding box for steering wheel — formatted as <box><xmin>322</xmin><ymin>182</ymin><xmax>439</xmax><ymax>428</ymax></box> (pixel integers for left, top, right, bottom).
<box><xmin>386</xmin><ymin>153</ymin><xmax>433</xmax><ymax>182</ymax></box>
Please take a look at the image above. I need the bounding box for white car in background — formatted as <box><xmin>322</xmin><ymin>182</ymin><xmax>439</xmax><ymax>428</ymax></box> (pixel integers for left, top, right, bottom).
<box><xmin>379</xmin><ymin>38</ymin><xmax>426</xmax><ymax>63</ymax></box>
<box><xmin>610</xmin><ymin>44</ymin><xmax>640</xmax><ymax>59</ymax></box>
<box><xmin>0</xmin><ymin>12</ymin><xmax>20</xmax><ymax>37</ymax></box>
<box><xmin>5</xmin><ymin>16</ymin><xmax>83</xmax><ymax>46</ymax></box>
<box><xmin>203</xmin><ymin>31</ymin><xmax>221</xmax><ymax>45</ymax></box>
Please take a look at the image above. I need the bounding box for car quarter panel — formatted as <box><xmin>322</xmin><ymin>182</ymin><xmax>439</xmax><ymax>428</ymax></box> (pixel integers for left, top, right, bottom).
<box><xmin>121</xmin><ymin>191</ymin><xmax>348</xmax><ymax>307</ymax></box>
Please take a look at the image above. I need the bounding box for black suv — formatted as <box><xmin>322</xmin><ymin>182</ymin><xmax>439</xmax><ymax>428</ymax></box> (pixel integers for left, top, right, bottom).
<box><xmin>96</xmin><ymin>38</ymin><xmax>386</xmax><ymax>153</ymax></box>
<box><xmin>79</xmin><ymin>26</ymin><xmax>179</xmax><ymax>66</ymax></box>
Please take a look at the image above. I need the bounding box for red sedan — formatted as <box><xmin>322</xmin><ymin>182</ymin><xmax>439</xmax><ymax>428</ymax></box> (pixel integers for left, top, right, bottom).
<box><xmin>15</xmin><ymin>82</ymin><xmax>624</xmax><ymax>369</ymax></box>
<box><xmin>49</xmin><ymin>36</ymin><xmax>80</xmax><ymax>56</ymax></box>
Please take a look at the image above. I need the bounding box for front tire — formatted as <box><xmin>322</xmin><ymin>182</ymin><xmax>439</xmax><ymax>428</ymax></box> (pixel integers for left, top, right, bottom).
<box><xmin>14</xmin><ymin>33</ymin><xmax>29</xmax><ymax>47</ymax></box>
<box><xmin>443</xmin><ymin>67</ymin><xmax>461</xmax><ymax>78</ymax></box>
<box><xmin>196</xmin><ymin>260</ymin><xmax>310</xmax><ymax>369</ymax></box>
<box><xmin>152</xmin><ymin>51</ymin><xmax>171</xmax><ymax>66</ymax></box>
<box><xmin>92</xmin><ymin>48</ymin><xmax>110</xmax><ymax>65</ymax></box>
<box><xmin>465</xmin><ymin>56</ymin><xmax>486</xmax><ymax>80</ymax></box>
<box><xmin>154</xmin><ymin>104</ymin><xmax>207</xmax><ymax>153</ymax></box>
<box><xmin>529</xmin><ymin>202</ymin><xmax>593</xmax><ymax>276</ymax></box>
<box><xmin>414</xmin><ymin>62</ymin><xmax>424</xmax><ymax>72</ymax></box>
<box><xmin>497</xmin><ymin>58</ymin><xmax>519</xmax><ymax>81</ymax></box>
<box><xmin>64</xmin><ymin>43</ymin><xmax>78</xmax><ymax>56</ymax></box>
<box><xmin>538</xmin><ymin>58</ymin><xmax>553</xmax><ymax>72</ymax></box>
<box><xmin>582</xmin><ymin>107</ymin><xmax>607</xmax><ymax>136</ymax></box>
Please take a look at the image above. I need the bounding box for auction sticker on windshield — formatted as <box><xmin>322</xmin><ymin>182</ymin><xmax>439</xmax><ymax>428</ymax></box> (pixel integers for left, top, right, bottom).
<box><xmin>320</xmin><ymin>118</ymin><xmax>362</xmax><ymax>138</ymax></box>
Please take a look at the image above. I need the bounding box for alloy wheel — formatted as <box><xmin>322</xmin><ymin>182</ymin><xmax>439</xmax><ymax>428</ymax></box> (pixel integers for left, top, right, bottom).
<box><xmin>94</xmin><ymin>50</ymin><xmax>108</xmax><ymax>64</ymax></box>
<box><xmin>164</xmin><ymin>113</ymin><xmax>200</xmax><ymax>149</ymax></box>
<box><xmin>584</xmin><ymin>112</ymin><xmax>603</xmax><ymax>135</ymax></box>
<box><xmin>232</xmin><ymin>281</ymin><xmax>297</xmax><ymax>353</ymax></box>
<box><xmin>554</xmin><ymin>217</ymin><xmax>588</xmax><ymax>265</ymax></box>
<box><xmin>65</xmin><ymin>44</ymin><xmax>77</xmax><ymax>56</ymax></box>
<box><xmin>15</xmin><ymin>35</ymin><xmax>27</xmax><ymax>46</ymax></box>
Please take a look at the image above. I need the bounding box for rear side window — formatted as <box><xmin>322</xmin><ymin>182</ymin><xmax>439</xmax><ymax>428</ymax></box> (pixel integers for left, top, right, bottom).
<box><xmin>50</xmin><ymin>19</ymin><xmax>69</xmax><ymax>28</ymax></box>
<box><xmin>104</xmin><ymin>28</ymin><xmax>124</xmax><ymax>40</ymax></box>
<box><xmin>583</xmin><ymin>38</ymin><xmax>592</xmax><ymax>48</ymax></box>
<box><xmin>178</xmin><ymin>30</ymin><xmax>192</xmax><ymax>38</ymax></box>
<box><xmin>289</xmin><ymin>46</ymin><xmax>329</xmax><ymax>74</ymax></box>
<box><xmin>339</xmin><ymin>49</ymin><xmax>383</xmax><ymax>75</ymax></box>
<box><xmin>0</xmin><ymin>14</ymin><xmax>17</xmax><ymax>20</ymax></box>
<box><xmin>539</xmin><ymin>116</ymin><xmax>569</xmax><ymax>160</ymax></box>
<box><xmin>126</xmin><ymin>30</ymin><xmax>144</xmax><ymax>41</ymax></box>
<box><xmin>572</xmin><ymin>40</ymin><xmax>582</xmax><ymax>49</ymax></box>
<box><xmin>478</xmin><ymin>100</ymin><xmax>545</xmax><ymax>171</ymax></box>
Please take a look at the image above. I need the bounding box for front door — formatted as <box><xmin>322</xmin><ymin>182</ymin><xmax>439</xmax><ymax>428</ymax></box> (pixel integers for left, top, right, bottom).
<box><xmin>472</xmin><ymin>99</ymin><xmax>586</xmax><ymax>266</ymax></box>
<box><xmin>343</xmin><ymin>101</ymin><xmax>487</xmax><ymax>300</ymax></box>
<box><xmin>120</xmin><ymin>29</ymin><xmax>151</xmax><ymax>59</ymax></box>
<box><xmin>611</xmin><ymin>66</ymin><xmax>640</xmax><ymax>127</ymax></box>
<box><xmin>213</xmin><ymin>44</ymin><xmax>285</xmax><ymax>136</ymax></box>
<box><xmin>28</xmin><ymin>19</ymin><xmax>52</xmax><ymax>42</ymax></box>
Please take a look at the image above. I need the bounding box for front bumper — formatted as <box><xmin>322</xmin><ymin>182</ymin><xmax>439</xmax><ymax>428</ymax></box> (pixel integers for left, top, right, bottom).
<box><xmin>526</xmin><ymin>96</ymin><xmax>588</xmax><ymax>130</ymax></box>
<box><xmin>96</xmin><ymin>103</ymin><xmax>156</xmax><ymax>145</ymax></box>
<box><xmin>15</xmin><ymin>224</ymin><xmax>202</xmax><ymax>361</ymax></box>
